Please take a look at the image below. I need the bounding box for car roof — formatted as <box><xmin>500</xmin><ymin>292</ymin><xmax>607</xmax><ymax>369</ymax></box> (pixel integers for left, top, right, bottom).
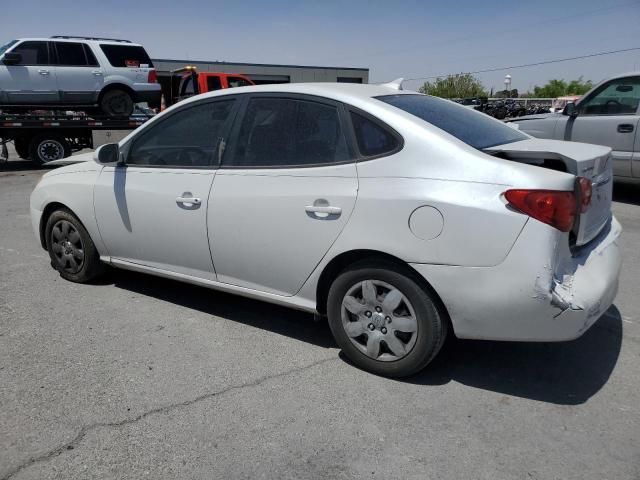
<box><xmin>179</xmin><ymin>81</ymin><xmax>418</xmax><ymax>107</ymax></box>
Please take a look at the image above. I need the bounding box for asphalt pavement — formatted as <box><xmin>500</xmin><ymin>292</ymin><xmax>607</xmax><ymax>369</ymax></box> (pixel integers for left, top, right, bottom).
<box><xmin>1</xmin><ymin>157</ymin><xmax>639</xmax><ymax>480</ymax></box>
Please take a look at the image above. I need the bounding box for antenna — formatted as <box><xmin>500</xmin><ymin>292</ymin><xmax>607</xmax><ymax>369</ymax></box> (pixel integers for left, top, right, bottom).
<box><xmin>382</xmin><ymin>78</ymin><xmax>404</xmax><ymax>90</ymax></box>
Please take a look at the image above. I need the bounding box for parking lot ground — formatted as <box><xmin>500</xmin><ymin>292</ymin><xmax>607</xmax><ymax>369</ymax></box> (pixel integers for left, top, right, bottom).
<box><xmin>1</xmin><ymin>162</ymin><xmax>639</xmax><ymax>480</ymax></box>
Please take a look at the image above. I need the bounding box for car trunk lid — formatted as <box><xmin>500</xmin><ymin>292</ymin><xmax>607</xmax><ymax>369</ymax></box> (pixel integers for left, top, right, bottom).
<box><xmin>485</xmin><ymin>138</ymin><xmax>613</xmax><ymax>246</ymax></box>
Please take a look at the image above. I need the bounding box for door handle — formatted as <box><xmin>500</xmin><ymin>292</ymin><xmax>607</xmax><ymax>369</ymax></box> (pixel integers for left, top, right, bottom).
<box><xmin>618</xmin><ymin>124</ymin><xmax>634</xmax><ymax>133</ymax></box>
<box><xmin>176</xmin><ymin>194</ymin><xmax>201</xmax><ymax>207</ymax></box>
<box><xmin>38</xmin><ymin>69</ymin><xmax>50</xmax><ymax>75</ymax></box>
<box><xmin>305</xmin><ymin>205</ymin><xmax>342</xmax><ymax>215</ymax></box>
<box><xmin>92</xmin><ymin>70</ymin><xmax>103</xmax><ymax>76</ymax></box>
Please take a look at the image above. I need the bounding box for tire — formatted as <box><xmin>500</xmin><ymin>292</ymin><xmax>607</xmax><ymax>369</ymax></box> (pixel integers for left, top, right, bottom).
<box><xmin>45</xmin><ymin>209</ymin><xmax>105</xmax><ymax>283</ymax></box>
<box><xmin>100</xmin><ymin>89</ymin><xmax>134</xmax><ymax>117</ymax></box>
<box><xmin>327</xmin><ymin>261</ymin><xmax>446</xmax><ymax>378</ymax></box>
<box><xmin>14</xmin><ymin>138</ymin><xmax>30</xmax><ymax>159</ymax></box>
<box><xmin>29</xmin><ymin>135</ymin><xmax>71</xmax><ymax>164</ymax></box>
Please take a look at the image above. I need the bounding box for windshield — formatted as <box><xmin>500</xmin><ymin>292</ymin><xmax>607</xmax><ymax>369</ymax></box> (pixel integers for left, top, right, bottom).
<box><xmin>377</xmin><ymin>94</ymin><xmax>528</xmax><ymax>149</ymax></box>
<box><xmin>0</xmin><ymin>40</ymin><xmax>18</xmax><ymax>57</ymax></box>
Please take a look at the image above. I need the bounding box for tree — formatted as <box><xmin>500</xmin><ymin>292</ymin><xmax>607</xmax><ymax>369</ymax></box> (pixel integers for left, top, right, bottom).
<box><xmin>532</xmin><ymin>77</ymin><xmax>593</xmax><ymax>98</ymax></box>
<box><xmin>419</xmin><ymin>74</ymin><xmax>486</xmax><ymax>99</ymax></box>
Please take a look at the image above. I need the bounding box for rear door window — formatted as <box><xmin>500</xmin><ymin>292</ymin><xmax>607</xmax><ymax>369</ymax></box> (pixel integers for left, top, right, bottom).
<box><xmin>54</xmin><ymin>42</ymin><xmax>88</xmax><ymax>66</ymax></box>
<box><xmin>227</xmin><ymin>96</ymin><xmax>349</xmax><ymax>168</ymax></box>
<box><xmin>99</xmin><ymin>44</ymin><xmax>153</xmax><ymax>68</ymax></box>
<box><xmin>377</xmin><ymin>94</ymin><xmax>528</xmax><ymax>149</ymax></box>
<box><xmin>11</xmin><ymin>41</ymin><xmax>49</xmax><ymax>65</ymax></box>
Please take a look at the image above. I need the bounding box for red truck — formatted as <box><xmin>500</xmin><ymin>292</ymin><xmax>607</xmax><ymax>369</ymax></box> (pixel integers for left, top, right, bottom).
<box><xmin>165</xmin><ymin>66</ymin><xmax>255</xmax><ymax>107</ymax></box>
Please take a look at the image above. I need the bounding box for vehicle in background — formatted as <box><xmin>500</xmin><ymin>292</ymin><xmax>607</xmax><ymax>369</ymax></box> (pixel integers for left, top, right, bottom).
<box><xmin>0</xmin><ymin>111</ymin><xmax>150</xmax><ymax>163</ymax></box>
<box><xmin>0</xmin><ymin>36</ymin><xmax>160</xmax><ymax>117</ymax></box>
<box><xmin>30</xmin><ymin>81</ymin><xmax>621</xmax><ymax>377</ymax></box>
<box><xmin>509</xmin><ymin>73</ymin><xmax>640</xmax><ymax>181</ymax></box>
<box><xmin>550</xmin><ymin>95</ymin><xmax>581</xmax><ymax>113</ymax></box>
<box><xmin>165</xmin><ymin>66</ymin><xmax>255</xmax><ymax>106</ymax></box>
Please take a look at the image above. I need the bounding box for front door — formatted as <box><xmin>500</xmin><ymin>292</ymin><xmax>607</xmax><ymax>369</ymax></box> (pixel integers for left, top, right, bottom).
<box><xmin>0</xmin><ymin>40</ymin><xmax>58</xmax><ymax>104</ymax></box>
<box><xmin>208</xmin><ymin>95</ymin><xmax>358</xmax><ymax>296</ymax></box>
<box><xmin>563</xmin><ymin>76</ymin><xmax>640</xmax><ymax>177</ymax></box>
<box><xmin>94</xmin><ymin>98</ymin><xmax>238</xmax><ymax>280</ymax></box>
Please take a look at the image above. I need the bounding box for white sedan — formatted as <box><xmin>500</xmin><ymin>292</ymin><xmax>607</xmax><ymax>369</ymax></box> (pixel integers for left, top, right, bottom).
<box><xmin>30</xmin><ymin>81</ymin><xmax>622</xmax><ymax>377</ymax></box>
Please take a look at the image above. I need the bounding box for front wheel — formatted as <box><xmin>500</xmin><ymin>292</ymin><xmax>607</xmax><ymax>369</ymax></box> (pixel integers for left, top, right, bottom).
<box><xmin>327</xmin><ymin>262</ymin><xmax>447</xmax><ymax>378</ymax></box>
<box><xmin>45</xmin><ymin>209</ymin><xmax>105</xmax><ymax>283</ymax></box>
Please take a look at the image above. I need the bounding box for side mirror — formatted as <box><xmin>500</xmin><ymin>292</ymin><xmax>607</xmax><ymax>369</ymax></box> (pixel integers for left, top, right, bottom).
<box><xmin>563</xmin><ymin>102</ymin><xmax>577</xmax><ymax>117</ymax></box>
<box><xmin>94</xmin><ymin>143</ymin><xmax>121</xmax><ymax>165</ymax></box>
<box><xmin>2</xmin><ymin>52</ymin><xmax>22</xmax><ymax>65</ymax></box>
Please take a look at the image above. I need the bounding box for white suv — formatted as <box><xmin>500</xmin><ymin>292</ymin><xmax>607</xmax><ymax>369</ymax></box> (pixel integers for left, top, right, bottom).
<box><xmin>0</xmin><ymin>36</ymin><xmax>161</xmax><ymax>117</ymax></box>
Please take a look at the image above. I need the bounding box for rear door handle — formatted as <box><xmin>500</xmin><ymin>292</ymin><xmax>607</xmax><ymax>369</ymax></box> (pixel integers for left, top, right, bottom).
<box><xmin>38</xmin><ymin>69</ymin><xmax>50</xmax><ymax>75</ymax></box>
<box><xmin>618</xmin><ymin>124</ymin><xmax>634</xmax><ymax>133</ymax></box>
<box><xmin>92</xmin><ymin>70</ymin><xmax>103</xmax><ymax>76</ymax></box>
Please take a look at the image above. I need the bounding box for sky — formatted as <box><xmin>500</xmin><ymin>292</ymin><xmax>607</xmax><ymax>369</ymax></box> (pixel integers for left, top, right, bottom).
<box><xmin>3</xmin><ymin>0</ymin><xmax>640</xmax><ymax>93</ymax></box>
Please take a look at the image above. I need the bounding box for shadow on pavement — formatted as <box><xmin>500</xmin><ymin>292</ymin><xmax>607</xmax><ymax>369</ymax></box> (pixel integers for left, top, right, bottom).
<box><xmin>108</xmin><ymin>270</ymin><xmax>622</xmax><ymax>405</ymax></box>
<box><xmin>613</xmin><ymin>181</ymin><xmax>640</xmax><ymax>206</ymax></box>
<box><xmin>406</xmin><ymin>305</ymin><xmax>623</xmax><ymax>405</ymax></box>
<box><xmin>108</xmin><ymin>269</ymin><xmax>337</xmax><ymax>349</ymax></box>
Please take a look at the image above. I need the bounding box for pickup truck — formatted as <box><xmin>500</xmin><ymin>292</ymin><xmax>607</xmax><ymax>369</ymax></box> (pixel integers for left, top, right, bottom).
<box><xmin>168</xmin><ymin>67</ymin><xmax>254</xmax><ymax>106</ymax></box>
<box><xmin>508</xmin><ymin>72</ymin><xmax>640</xmax><ymax>181</ymax></box>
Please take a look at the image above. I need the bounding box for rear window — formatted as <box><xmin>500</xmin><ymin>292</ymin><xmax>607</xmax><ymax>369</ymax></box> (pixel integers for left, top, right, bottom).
<box><xmin>99</xmin><ymin>44</ymin><xmax>153</xmax><ymax>68</ymax></box>
<box><xmin>377</xmin><ymin>94</ymin><xmax>527</xmax><ymax>149</ymax></box>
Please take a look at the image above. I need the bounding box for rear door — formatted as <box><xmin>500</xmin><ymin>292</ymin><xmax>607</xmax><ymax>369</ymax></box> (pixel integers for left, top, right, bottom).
<box><xmin>94</xmin><ymin>98</ymin><xmax>238</xmax><ymax>280</ymax></box>
<box><xmin>208</xmin><ymin>94</ymin><xmax>358</xmax><ymax>296</ymax></box>
<box><xmin>53</xmin><ymin>41</ymin><xmax>104</xmax><ymax>104</ymax></box>
<box><xmin>0</xmin><ymin>40</ymin><xmax>58</xmax><ymax>104</ymax></box>
<box><xmin>564</xmin><ymin>76</ymin><xmax>640</xmax><ymax>177</ymax></box>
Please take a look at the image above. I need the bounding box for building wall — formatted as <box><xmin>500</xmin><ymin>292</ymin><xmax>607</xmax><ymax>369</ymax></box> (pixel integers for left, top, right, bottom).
<box><xmin>152</xmin><ymin>59</ymin><xmax>369</xmax><ymax>84</ymax></box>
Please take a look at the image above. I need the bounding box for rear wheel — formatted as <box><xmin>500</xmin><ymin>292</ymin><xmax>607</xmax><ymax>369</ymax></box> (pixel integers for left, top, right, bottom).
<box><xmin>100</xmin><ymin>89</ymin><xmax>134</xmax><ymax>117</ymax></box>
<box><xmin>45</xmin><ymin>209</ymin><xmax>105</xmax><ymax>283</ymax></box>
<box><xmin>327</xmin><ymin>261</ymin><xmax>446</xmax><ymax>377</ymax></box>
<box><xmin>29</xmin><ymin>135</ymin><xmax>71</xmax><ymax>164</ymax></box>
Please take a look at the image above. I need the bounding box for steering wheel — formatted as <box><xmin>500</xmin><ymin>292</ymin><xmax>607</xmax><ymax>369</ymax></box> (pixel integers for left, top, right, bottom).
<box><xmin>177</xmin><ymin>147</ymin><xmax>207</xmax><ymax>166</ymax></box>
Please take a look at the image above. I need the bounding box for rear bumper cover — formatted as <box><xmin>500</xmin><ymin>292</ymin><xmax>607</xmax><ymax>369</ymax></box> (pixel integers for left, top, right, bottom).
<box><xmin>411</xmin><ymin>216</ymin><xmax>622</xmax><ymax>341</ymax></box>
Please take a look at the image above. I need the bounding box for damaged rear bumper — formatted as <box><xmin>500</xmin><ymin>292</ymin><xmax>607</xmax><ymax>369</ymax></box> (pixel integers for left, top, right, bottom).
<box><xmin>411</xmin><ymin>216</ymin><xmax>622</xmax><ymax>341</ymax></box>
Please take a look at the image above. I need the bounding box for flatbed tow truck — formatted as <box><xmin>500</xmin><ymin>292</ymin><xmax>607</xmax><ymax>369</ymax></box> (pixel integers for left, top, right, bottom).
<box><xmin>0</xmin><ymin>112</ymin><xmax>150</xmax><ymax>164</ymax></box>
<box><xmin>0</xmin><ymin>66</ymin><xmax>254</xmax><ymax>165</ymax></box>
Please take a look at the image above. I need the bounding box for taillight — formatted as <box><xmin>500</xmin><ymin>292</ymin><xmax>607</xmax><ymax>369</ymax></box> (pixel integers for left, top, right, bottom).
<box><xmin>148</xmin><ymin>70</ymin><xmax>157</xmax><ymax>83</ymax></box>
<box><xmin>504</xmin><ymin>189</ymin><xmax>577</xmax><ymax>232</ymax></box>
<box><xmin>577</xmin><ymin>177</ymin><xmax>592</xmax><ymax>213</ymax></box>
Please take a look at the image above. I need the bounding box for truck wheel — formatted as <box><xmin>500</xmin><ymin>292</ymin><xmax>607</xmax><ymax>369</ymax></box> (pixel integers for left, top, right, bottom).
<box><xmin>29</xmin><ymin>135</ymin><xmax>71</xmax><ymax>164</ymax></box>
<box><xmin>100</xmin><ymin>89</ymin><xmax>133</xmax><ymax>117</ymax></box>
<box><xmin>14</xmin><ymin>138</ymin><xmax>30</xmax><ymax>159</ymax></box>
